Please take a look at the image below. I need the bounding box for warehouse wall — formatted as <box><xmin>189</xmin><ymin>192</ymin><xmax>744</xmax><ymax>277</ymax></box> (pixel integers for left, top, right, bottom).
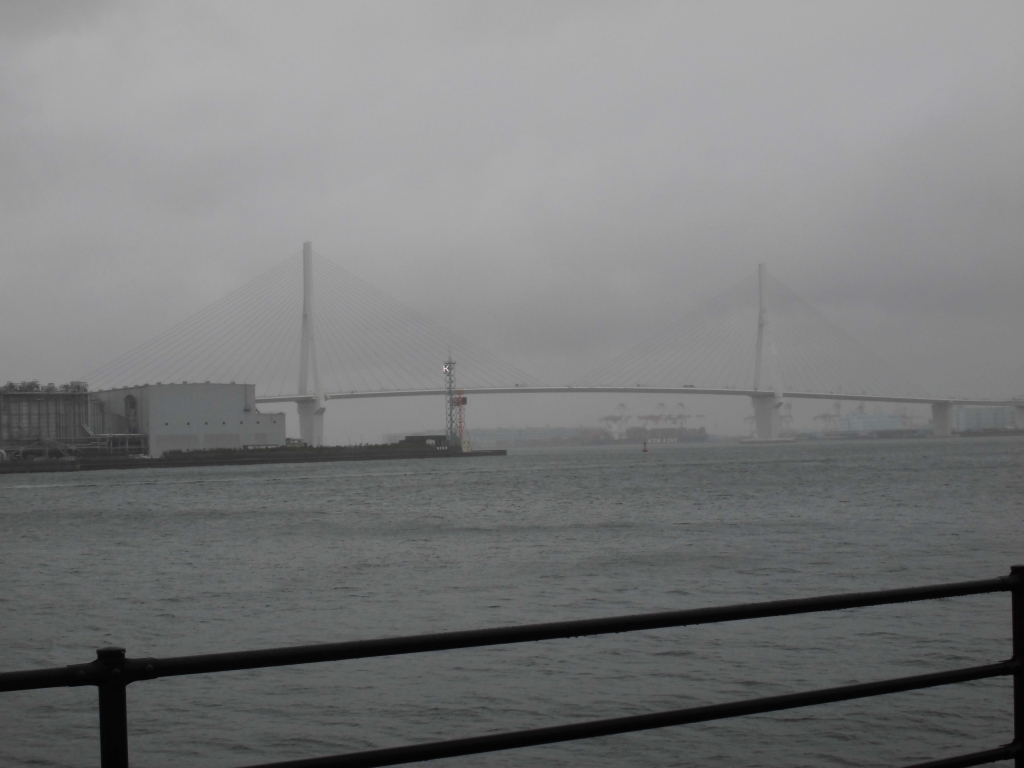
<box><xmin>93</xmin><ymin>383</ymin><xmax>285</xmax><ymax>456</ymax></box>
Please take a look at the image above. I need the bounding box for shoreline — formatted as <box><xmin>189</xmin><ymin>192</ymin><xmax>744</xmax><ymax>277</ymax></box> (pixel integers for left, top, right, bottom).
<box><xmin>0</xmin><ymin>447</ymin><xmax>506</xmax><ymax>474</ymax></box>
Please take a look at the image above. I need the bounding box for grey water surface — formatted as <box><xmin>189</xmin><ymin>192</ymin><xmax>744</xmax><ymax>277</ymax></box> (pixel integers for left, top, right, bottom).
<box><xmin>1</xmin><ymin>437</ymin><xmax>1022</xmax><ymax>767</ymax></box>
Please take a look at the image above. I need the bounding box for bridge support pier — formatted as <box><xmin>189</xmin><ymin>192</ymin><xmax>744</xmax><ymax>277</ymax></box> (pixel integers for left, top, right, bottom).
<box><xmin>1016</xmin><ymin>405</ymin><xmax>1024</xmax><ymax>430</ymax></box>
<box><xmin>298</xmin><ymin>400</ymin><xmax>326</xmax><ymax>446</ymax></box>
<box><xmin>931</xmin><ymin>402</ymin><xmax>953</xmax><ymax>437</ymax></box>
<box><xmin>751</xmin><ymin>394</ymin><xmax>782</xmax><ymax>440</ymax></box>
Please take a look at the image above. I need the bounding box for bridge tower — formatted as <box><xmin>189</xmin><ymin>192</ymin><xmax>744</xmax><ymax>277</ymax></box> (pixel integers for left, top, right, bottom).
<box><xmin>750</xmin><ymin>263</ymin><xmax>784</xmax><ymax>440</ymax></box>
<box><xmin>297</xmin><ymin>241</ymin><xmax>326</xmax><ymax>445</ymax></box>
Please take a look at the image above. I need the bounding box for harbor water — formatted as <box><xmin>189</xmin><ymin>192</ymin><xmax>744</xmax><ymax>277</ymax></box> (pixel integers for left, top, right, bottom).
<box><xmin>1</xmin><ymin>437</ymin><xmax>1022</xmax><ymax>767</ymax></box>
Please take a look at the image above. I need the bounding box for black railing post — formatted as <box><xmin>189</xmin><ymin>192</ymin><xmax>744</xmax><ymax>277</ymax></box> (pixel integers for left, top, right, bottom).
<box><xmin>1011</xmin><ymin>565</ymin><xmax>1024</xmax><ymax>768</ymax></box>
<box><xmin>96</xmin><ymin>647</ymin><xmax>129</xmax><ymax>768</ymax></box>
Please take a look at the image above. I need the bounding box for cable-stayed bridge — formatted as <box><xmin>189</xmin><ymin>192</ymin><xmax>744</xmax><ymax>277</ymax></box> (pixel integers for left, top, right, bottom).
<box><xmin>87</xmin><ymin>243</ymin><xmax>1022</xmax><ymax>444</ymax></box>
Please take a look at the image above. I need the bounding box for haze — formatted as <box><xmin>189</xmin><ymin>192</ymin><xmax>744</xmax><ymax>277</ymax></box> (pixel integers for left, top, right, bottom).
<box><xmin>2</xmin><ymin>1</ymin><xmax>1021</xmax><ymax>441</ymax></box>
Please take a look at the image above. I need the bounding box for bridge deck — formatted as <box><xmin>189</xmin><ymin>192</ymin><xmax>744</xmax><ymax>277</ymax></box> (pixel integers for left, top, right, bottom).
<box><xmin>255</xmin><ymin>387</ymin><xmax>1022</xmax><ymax>408</ymax></box>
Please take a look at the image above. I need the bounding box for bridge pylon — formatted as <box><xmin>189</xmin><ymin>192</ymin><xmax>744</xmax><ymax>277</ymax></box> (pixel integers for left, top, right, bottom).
<box><xmin>297</xmin><ymin>241</ymin><xmax>326</xmax><ymax>445</ymax></box>
<box><xmin>750</xmin><ymin>263</ymin><xmax>784</xmax><ymax>440</ymax></box>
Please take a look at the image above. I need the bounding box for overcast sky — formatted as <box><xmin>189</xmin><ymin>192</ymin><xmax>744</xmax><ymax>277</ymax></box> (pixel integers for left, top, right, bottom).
<box><xmin>2</xmin><ymin>1</ymin><xmax>1021</xmax><ymax>440</ymax></box>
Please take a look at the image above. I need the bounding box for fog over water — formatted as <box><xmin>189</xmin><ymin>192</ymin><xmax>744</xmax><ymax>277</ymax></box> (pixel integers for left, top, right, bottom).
<box><xmin>1</xmin><ymin>2</ymin><xmax>1022</xmax><ymax>442</ymax></box>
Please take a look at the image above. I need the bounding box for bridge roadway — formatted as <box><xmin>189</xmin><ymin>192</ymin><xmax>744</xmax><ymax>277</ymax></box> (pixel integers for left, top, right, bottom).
<box><xmin>257</xmin><ymin>386</ymin><xmax>1023</xmax><ymax>440</ymax></box>
<box><xmin>256</xmin><ymin>386</ymin><xmax>1021</xmax><ymax>408</ymax></box>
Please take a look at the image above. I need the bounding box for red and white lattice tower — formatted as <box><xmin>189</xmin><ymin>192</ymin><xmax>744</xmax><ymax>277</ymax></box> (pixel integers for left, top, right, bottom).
<box><xmin>444</xmin><ymin>358</ymin><xmax>468</xmax><ymax>451</ymax></box>
<box><xmin>455</xmin><ymin>388</ymin><xmax>468</xmax><ymax>452</ymax></box>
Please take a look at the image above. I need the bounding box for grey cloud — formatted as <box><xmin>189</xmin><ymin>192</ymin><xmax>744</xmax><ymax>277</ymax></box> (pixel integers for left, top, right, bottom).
<box><xmin>0</xmin><ymin>1</ymin><xmax>111</xmax><ymax>43</ymax></box>
<box><xmin>1</xmin><ymin>1</ymin><xmax>1021</xmax><ymax>440</ymax></box>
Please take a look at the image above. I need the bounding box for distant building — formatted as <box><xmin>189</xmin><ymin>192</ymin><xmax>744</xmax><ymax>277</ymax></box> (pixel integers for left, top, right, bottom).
<box><xmin>954</xmin><ymin>406</ymin><xmax>1017</xmax><ymax>432</ymax></box>
<box><xmin>91</xmin><ymin>383</ymin><xmax>285</xmax><ymax>456</ymax></box>
<box><xmin>1</xmin><ymin>380</ymin><xmax>93</xmax><ymax>450</ymax></box>
<box><xmin>838</xmin><ymin>412</ymin><xmax>903</xmax><ymax>434</ymax></box>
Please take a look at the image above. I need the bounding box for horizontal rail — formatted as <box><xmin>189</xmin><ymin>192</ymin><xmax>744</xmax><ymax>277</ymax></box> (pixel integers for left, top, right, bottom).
<box><xmin>0</xmin><ymin>576</ymin><xmax>1009</xmax><ymax>692</ymax></box>
<box><xmin>904</xmin><ymin>744</ymin><xmax>1020</xmax><ymax>768</ymax></box>
<box><xmin>238</xmin><ymin>661</ymin><xmax>1016</xmax><ymax>768</ymax></box>
<box><xmin>0</xmin><ymin>664</ymin><xmax>99</xmax><ymax>692</ymax></box>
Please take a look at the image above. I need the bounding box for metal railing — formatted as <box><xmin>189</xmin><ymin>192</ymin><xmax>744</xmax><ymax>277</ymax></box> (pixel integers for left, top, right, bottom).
<box><xmin>2</xmin><ymin>566</ymin><xmax>1021</xmax><ymax>768</ymax></box>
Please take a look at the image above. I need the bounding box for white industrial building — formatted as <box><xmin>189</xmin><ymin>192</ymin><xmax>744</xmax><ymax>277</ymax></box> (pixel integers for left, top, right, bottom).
<box><xmin>954</xmin><ymin>405</ymin><xmax>1018</xmax><ymax>432</ymax></box>
<box><xmin>92</xmin><ymin>383</ymin><xmax>286</xmax><ymax>456</ymax></box>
